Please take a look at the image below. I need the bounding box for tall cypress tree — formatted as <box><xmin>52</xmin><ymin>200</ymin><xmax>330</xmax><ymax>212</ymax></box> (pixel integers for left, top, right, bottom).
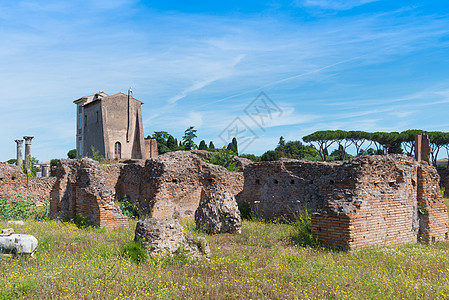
<box><xmin>208</xmin><ymin>141</ymin><xmax>215</xmax><ymax>150</ymax></box>
<box><xmin>198</xmin><ymin>140</ymin><xmax>207</xmax><ymax>150</ymax></box>
<box><xmin>231</xmin><ymin>137</ymin><xmax>238</xmax><ymax>155</ymax></box>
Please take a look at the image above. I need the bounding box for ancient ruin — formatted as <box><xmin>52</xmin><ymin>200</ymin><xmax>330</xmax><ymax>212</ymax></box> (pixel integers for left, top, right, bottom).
<box><xmin>49</xmin><ymin>151</ymin><xmax>243</xmax><ymax>227</ymax></box>
<box><xmin>3</xmin><ymin>132</ymin><xmax>448</xmax><ymax>251</ymax></box>
<box><xmin>240</xmin><ymin>155</ymin><xmax>448</xmax><ymax>249</ymax></box>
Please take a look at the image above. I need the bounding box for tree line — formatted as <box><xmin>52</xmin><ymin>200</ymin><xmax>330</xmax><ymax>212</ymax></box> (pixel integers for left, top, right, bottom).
<box><xmin>302</xmin><ymin>130</ymin><xmax>449</xmax><ymax>165</ymax></box>
<box><xmin>146</xmin><ymin>126</ymin><xmax>238</xmax><ymax>155</ymax></box>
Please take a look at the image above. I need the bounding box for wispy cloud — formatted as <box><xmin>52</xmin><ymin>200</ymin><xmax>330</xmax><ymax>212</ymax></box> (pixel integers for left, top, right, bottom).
<box><xmin>298</xmin><ymin>0</ymin><xmax>380</xmax><ymax>10</ymax></box>
<box><xmin>167</xmin><ymin>55</ymin><xmax>245</xmax><ymax>103</ymax></box>
<box><xmin>1</xmin><ymin>1</ymin><xmax>448</xmax><ymax>161</ymax></box>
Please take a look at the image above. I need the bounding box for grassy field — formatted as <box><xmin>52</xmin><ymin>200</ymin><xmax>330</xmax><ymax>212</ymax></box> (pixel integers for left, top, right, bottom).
<box><xmin>1</xmin><ymin>216</ymin><xmax>449</xmax><ymax>300</ymax></box>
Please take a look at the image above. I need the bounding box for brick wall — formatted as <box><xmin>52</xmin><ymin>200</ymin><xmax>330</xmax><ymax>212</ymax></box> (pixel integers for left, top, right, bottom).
<box><xmin>241</xmin><ymin>155</ymin><xmax>448</xmax><ymax>250</ymax></box>
<box><xmin>0</xmin><ymin>162</ymin><xmax>55</xmax><ymax>205</ymax></box>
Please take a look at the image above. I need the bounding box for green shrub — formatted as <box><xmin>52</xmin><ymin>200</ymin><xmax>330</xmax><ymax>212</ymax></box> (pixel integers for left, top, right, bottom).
<box><xmin>120</xmin><ymin>240</ymin><xmax>147</xmax><ymax>263</ymax></box>
<box><xmin>149</xmin><ymin>249</ymin><xmax>190</xmax><ymax>266</ymax></box>
<box><xmin>117</xmin><ymin>196</ymin><xmax>140</xmax><ymax>218</ymax></box>
<box><xmin>90</xmin><ymin>145</ymin><xmax>103</xmax><ymax>162</ymax></box>
<box><xmin>50</xmin><ymin>159</ymin><xmax>59</xmax><ymax>167</ymax></box>
<box><xmin>203</xmin><ymin>147</ymin><xmax>238</xmax><ymax>172</ymax></box>
<box><xmin>0</xmin><ymin>279</ymin><xmax>37</xmax><ymax>299</ymax></box>
<box><xmin>290</xmin><ymin>210</ymin><xmax>320</xmax><ymax>248</ymax></box>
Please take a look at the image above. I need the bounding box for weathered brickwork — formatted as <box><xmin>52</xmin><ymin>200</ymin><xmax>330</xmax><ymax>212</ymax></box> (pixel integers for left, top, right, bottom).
<box><xmin>50</xmin><ymin>159</ymin><xmax>128</xmax><ymax>228</ymax></box>
<box><xmin>144</xmin><ymin>139</ymin><xmax>158</xmax><ymax>159</ymax></box>
<box><xmin>50</xmin><ymin>151</ymin><xmax>243</xmax><ymax>227</ymax></box>
<box><xmin>240</xmin><ymin>155</ymin><xmax>448</xmax><ymax>250</ymax></box>
<box><xmin>0</xmin><ymin>162</ymin><xmax>56</xmax><ymax>204</ymax></box>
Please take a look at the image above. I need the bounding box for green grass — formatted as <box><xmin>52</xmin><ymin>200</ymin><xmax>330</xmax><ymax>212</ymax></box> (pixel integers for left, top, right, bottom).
<box><xmin>1</xmin><ymin>218</ymin><xmax>449</xmax><ymax>299</ymax></box>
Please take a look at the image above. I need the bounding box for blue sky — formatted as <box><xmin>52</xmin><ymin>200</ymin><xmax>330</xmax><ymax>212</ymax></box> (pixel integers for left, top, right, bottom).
<box><xmin>1</xmin><ymin>0</ymin><xmax>449</xmax><ymax>162</ymax></box>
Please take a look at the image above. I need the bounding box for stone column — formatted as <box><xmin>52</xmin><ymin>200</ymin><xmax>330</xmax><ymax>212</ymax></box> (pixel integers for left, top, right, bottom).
<box><xmin>42</xmin><ymin>164</ymin><xmax>50</xmax><ymax>177</ymax></box>
<box><xmin>23</xmin><ymin>136</ymin><xmax>34</xmax><ymax>171</ymax></box>
<box><xmin>14</xmin><ymin>139</ymin><xmax>23</xmax><ymax>168</ymax></box>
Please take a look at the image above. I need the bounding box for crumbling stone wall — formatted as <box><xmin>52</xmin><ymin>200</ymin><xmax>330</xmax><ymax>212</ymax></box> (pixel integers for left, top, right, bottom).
<box><xmin>50</xmin><ymin>159</ymin><xmax>128</xmax><ymax>227</ymax></box>
<box><xmin>0</xmin><ymin>162</ymin><xmax>55</xmax><ymax>204</ymax></box>
<box><xmin>240</xmin><ymin>155</ymin><xmax>448</xmax><ymax>250</ymax></box>
<box><xmin>50</xmin><ymin>151</ymin><xmax>244</xmax><ymax>227</ymax></box>
<box><xmin>136</xmin><ymin>151</ymin><xmax>243</xmax><ymax>219</ymax></box>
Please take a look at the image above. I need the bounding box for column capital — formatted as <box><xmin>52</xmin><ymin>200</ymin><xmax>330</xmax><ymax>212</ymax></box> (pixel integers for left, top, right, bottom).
<box><xmin>14</xmin><ymin>139</ymin><xmax>24</xmax><ymax>144</ymax></box>
<box><xmin>23</xmin><ymin>136</ymin><xmax>34</xmax><ymax>144</ymax></box>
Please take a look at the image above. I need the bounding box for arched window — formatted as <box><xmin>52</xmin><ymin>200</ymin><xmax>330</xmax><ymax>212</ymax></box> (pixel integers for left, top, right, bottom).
<box><xmin>115</xmin><ymin>142</ymin><xmax>121</xmax><ymax>159</ymax></box>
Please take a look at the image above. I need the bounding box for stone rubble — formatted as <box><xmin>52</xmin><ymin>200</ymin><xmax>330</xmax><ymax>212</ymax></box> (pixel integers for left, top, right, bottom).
<box><xmin>134</xmin><ymin>218</ymin><xmax>210</xmax><ymax>258</ymax></box>
<box><xmin>195</xmin><ymin>189</ymin><xmax>242</xmax><ymax>234</ymax></box>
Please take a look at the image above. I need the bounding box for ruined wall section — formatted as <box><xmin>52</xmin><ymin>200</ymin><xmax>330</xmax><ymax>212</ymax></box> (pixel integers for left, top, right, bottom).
<box><xmin>417</xmin><ymin>164</ymin><xmax>449</xmax><ymax>242</ymax></box>
<box><xmin>241</xmin><ymin>159</ymin><xmax>357</xmax><ymax>219</ymax></box>
<box><xmin>27</xmin><ymin>177</ymin><xmax>56</xmax><ymax>205</ymax></box>
<box><xmin>0</xmin><ymin>163</ymin><xmax>28</xmax><ymax>200</ymax></box>
<box><xmin>50</xmin><ymin>151</ymin><xmax>244</xmax><ymax>227</ymax></box>
<box><xmin>241</xmin><ymin>155</ymin><xmax>448</xmax><ymax>250</ymax></box>
<box><xmin>0</xmin><ymin>162</ymin><xmax>55</xmax><ymax>205</ymax></box>
<box><xmin>314</xmin><ymin>156</ymin><xmax>420</xmax><ymax>249</ymax></box>
<box><xmin>50</xmin><ymin>159</ymin><xmax>128</xmax><ymax>227</ymax></box>
<box><xmin>139</xmin><ymin>151</ymin><xmax>243</xmax><ymax>219</ymax></box>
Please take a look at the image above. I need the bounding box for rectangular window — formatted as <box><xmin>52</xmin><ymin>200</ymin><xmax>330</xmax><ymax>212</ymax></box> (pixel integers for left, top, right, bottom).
<box><xmin>84</xmin><ymin>115</ymin><xmax>87</xmax><ymax>128</ymax></box>
<box><xmin>78</xmin><ymin>114</ymin><xmax>82</xmax><ymax>129</ymax></box>
<box><xmin>96</xmin><ymin>111</ymin><xmax>99</xmax><ymax>123</ymax></box>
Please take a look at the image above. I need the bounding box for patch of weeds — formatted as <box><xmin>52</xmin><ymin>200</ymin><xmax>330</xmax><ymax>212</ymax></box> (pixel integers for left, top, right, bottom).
<box><xmin>116</xmin><ymin>196</ymin><xmax>140</xmax><ymax>218</ymax></box>
<box><xmin>74</xmin><ymin>214</ymin><xmax>89</xmax><ymax>229</ymax></box>
<box><xmin>38</xmin><ymin>236</ymin><xmax>54</xmax><ymax>251</ymax></box>
<box><xmin>31</xmin><ymin>202</ymin><xmax>50</xmax><ymax>220</ymax></box>
<box><xmin>238</xmin><ymin>201</ymin><xmax>253</xmax><ymax>220</ymax></box>
<box><xmin>120</xmin><ymin>240</ymin><xmax>147</xmax><ymax>263</ymax></box>
<box><xmin>283</xmin><ymin>254</ymin><xmax>303</xmax><ymax>265</ymax></box>
<box><xmin>290</xmin><ymin>210</ymin><xmax>320</xmax><ymax>248</ymax></box>
<box><xmin>418</xmin><ymin>206</ymin><xmax>428</xmax><ymax>215</ymax></box>
<box><xmin>84</xmin><ymin>243</ymin><xmax>118</xmax><ymax>259</ymax></box>
<box><xmin>150</xmin><ymin>250</ymin><xmax>191</xmax><ymax>267</ymax></box>
<box><xmin>0</xmin><ymin>195</ymin><xmax>49</xmax><ymax>221</ymax></box>
<box><xmin>0</xmin><ymin>279</ymin><xmax>37</xmax><ymax>299</ymax></box>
